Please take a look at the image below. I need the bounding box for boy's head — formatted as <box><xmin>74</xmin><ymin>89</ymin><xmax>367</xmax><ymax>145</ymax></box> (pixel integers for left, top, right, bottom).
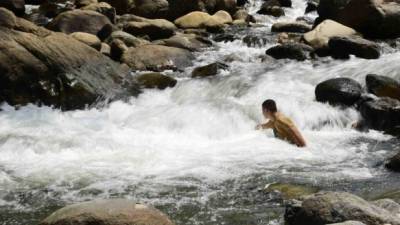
<box><xmin>262</xmin><ymin>99</ymin><xmax>277</xmax><ymax>119</ymax></box>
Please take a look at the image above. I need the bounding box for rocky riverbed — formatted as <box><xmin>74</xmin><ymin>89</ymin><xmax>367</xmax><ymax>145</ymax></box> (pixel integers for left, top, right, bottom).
<box><xmin>1</xmin><ymin>0</ymin><xmax>400</xmax><ymax>224</ymax></box>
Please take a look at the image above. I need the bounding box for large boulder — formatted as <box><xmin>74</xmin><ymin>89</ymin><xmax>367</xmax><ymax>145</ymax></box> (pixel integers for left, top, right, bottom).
<box><xmin>266</xmin><ymin>43</ymin><xmax>313</xmax><ymax>61</ymax></box>
<box><xmin>0</xmin><ymin>0</ymin><xmax>25</xmax><ymax>16</ymax></box>
<box><xmin>136</xmin><ymin>73</ymin><xmax>177</xmax><ymax>89</ymax></box>
<box><xmin>129</xmin><ymin>0</ymin><xmax>169</xmax><ymax>18</ymax></box>
<box><xmin>317</xmin><ymin>0</ymin><xmax>400</xmax><ymax>38</ymax></box>
<box><xmin>121</xmin><ymin>44</ymin><xmax>194</xmax><ymax>71</ymax></box>
<box><xmin>303</xmin><ymin>19</ymin><xmax>358</xmax><ymax>49</ymax></box>
<box><xmin>0</xmin><ymin>11</ymin><xmax>139</xmax><ymax>110</ymax></box>
<box><xmin>81</xmin><ymin>2</ymin><xmax>116</xmax><ymax>23</ymax></box>
<box><xmin>359</xmin><ymin>97</ymin><xmax>400</xmax><ymax>134</ymax></box>
<box><xmin>70</xmin><ymin>32</ymin><xmax>102</xmax><ymax>50</ymax></box>
<box><xmin>366</xmin><ymin>74</ymin><xmax>400</xmax><ymax>100</ymax></box>
<box><xmin>40</xmin><ymin>199</ymin><xmax>175</xmax><ymax>225</ymax></box>
<box><xmin>328</xmin><ymin>36</ymin><xmax>380</xmax><ymax>59</ymax></box>
<box><xmin>121</xmin><ymin>15</ymin><xmax>176</xmax><ymax>40</ymax></box>
<box><xmin>285</xmin><ymin>192</ymin><xmax>400</xmax><ymax>225</ymax></box>
<box><xmin>174</xmin><ymin>10</ymin><xmax>232</xmax><ymax>29</ymax></box>
<box><xmin>271</xmin><ymin>22</ymin><xmax>312</xmax><ymax>33</ymax></box>
<box><xmin>47</xmin><ymin>9</ymin><xmax>113</xmax><ymax>40</ymax></box>
<box><xmin>315</xmin><ymin>78</ymin><xmax>362</xmax><ymax>106</ymax></box>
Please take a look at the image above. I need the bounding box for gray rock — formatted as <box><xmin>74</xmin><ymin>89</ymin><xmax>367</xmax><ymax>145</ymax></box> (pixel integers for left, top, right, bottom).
<box><xmin>271</xmin><ymin>22</ymin><xmax>312</xmax><ymax>33</ymax></box>
<box><xmin>285</xmin><ymin>192</ymin><xmax>400</xmax><ymax>225</ymax></box>
<box><xmin>40</xmin><ymin>199</ymin><xmax>175</xmax><ymax>225</ymax></box>
<box><xmin>315</xmin><ymin>78</ymin><xmax>362</xmax><ymax>106</ymax></box>
<box><xmin>266</xmin><ymin>43</ymin><xmax>314</xmax><ymax>61</ymax></box>
<box><xmin>121</xmin><ymin>44</ymin><xmax>194</xmax><ymax>71</ymax></box>
<box><xmin>373</xmin><ymin>198</ymin><xmax>400</xmax><ymax>215</ymax></box>
<box><xmin>328</xmin><ymin>36</ymin><xmax>380</xmax><ymax>59</ymax></box>
<box><xmin>359</xmin><ymin>97</ymin><xmax>400</xmax><ymax>134</ymax></box>
<box><xmin>366</xmin><ymin>74</ymin><xmax>400</xmax><ymax>101</ymax></box>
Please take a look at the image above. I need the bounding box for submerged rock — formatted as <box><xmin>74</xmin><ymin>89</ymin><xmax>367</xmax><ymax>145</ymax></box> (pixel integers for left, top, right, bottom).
<box><xmin>328</xmin><ymin>36</ymin><xmax>380</xmax><ymax>59</ymax></box>
<box><xmin>47</xmin><ymin>9</ymin><xmax>113</xmax><ymax>40</ymax></box>
<box><xmin>271</xmin><ymin>22</ymin><xmax>312</xmax><ymax>33</ymax></box>
<box><xmin>315</xmin><ymin>78</ymin><xmax>362</xmax><ymax>106</ymax></box>
<box><xmin>0</xmin><ymin>9</ymin><xmax>139</xmax><ymax>110</ymax></box>
<box><xmin>266</xmin><ymin>43</ymin><xmax>313</xmax><ymax>61</ymax></box>
<box><xmin>191</xmin><ymin>62</ymin><xmax>229</xmax><ymax>78</ymax></box>
<box><xmin>264</xmin><ymin>183</ymin><xmax>319</xmax><ymax>200</ymax></box>
<box><xmin>284</xmin><ymin>191</ymin><xmax>400</xmax><ymax>225</ymax></box>
<box><xmin>121</xmin><ymin>44</ymin><xmax>194</xmax><ymax>71</ymax></box>
<box><xmin>366</xmin><ymin>74</ymin><xmax>400</xmax><ymax>101</ymax></box>
<box><xmin>137</xmin><ymin>73</ymin><xmax>177</xmax><ymax>89</ymax></box>
<box><xmin>359</xmin><ymin>97</ymin><xmax>400</xmax><ymax>134</ymax></box>
<box><xmin>40</xmin><ymin>199</ymin><xmax>175</xmax><ymax>225</ymax></box>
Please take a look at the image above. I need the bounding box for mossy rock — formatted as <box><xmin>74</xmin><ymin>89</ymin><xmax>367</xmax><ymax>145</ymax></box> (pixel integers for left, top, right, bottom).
<box><xmin>137</xmin><ymin>73</ymin><xmax>177</xmax><ymax>89</ymax></box>
<box><xmin>264</xmin><ymin>183</ymin><xmax>319</xmax><ymax>199</ymax></box>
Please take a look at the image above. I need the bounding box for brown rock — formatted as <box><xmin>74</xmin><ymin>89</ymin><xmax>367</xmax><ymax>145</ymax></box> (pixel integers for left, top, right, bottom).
<box><xmin>70</xmin><ymin>32</ymin><xmax>102</xmax><ymax>50</ymax></box>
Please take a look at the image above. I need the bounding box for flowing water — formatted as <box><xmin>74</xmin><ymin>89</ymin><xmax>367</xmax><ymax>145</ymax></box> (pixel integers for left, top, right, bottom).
<box><xmin>1</xmin><ymin>0</ymin><xmax>400</xmax><ymax>224</ymax></box>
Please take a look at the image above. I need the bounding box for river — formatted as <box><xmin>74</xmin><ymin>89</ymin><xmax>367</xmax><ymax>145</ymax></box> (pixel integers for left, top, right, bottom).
<box><xmin>1</xmin><ymin>0</ymin><xmax>400</xmax><ymax>224</ymax></box>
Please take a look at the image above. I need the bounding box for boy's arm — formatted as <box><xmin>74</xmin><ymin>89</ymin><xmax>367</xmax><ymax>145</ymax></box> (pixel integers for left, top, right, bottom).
<box><xmin>256</xmin><ymin>121</ymin><xmax>274</xmax><ymax>130</ymax></box>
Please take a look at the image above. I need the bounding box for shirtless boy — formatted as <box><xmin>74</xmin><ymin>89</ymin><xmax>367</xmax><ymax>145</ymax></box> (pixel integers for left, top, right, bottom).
<box><xmin>255</xmin><ymin>99</ymin><xmax>307</xmax><ymax>147</ymax></box>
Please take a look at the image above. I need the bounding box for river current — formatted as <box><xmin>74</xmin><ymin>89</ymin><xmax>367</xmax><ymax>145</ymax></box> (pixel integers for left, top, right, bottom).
<box><xmin>1</xmin><ymin>0</ymin><xmax>400</xmax><ymax>224</ymax></box>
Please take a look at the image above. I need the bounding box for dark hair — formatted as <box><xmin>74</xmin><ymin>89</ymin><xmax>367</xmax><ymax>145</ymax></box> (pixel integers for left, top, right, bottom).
<box><xmin>262</xmin><ymin>99</ymin><xmax>277</xmax><ymax>112</ymax></box>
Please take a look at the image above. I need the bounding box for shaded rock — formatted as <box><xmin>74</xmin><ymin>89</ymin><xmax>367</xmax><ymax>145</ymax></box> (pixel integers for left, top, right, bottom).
<box><xmin>214</xmin><ymin>33</ymin><xmax>236</xmax><ymax>42</ymax></box>
<box><xmin>266</xmin><ymin>43</ymin><xmax>313</xmax><ymax>61</ymax></box>
<box><xmin>101</xmin><ymin>0</ymin><xmax>133</xmax><ymax>15</ymax></box>
<box><xmin>366</xmin><ymin>74</ymin><xmax>400</xmax><ymax>100</ymax></box>
<box><xmin>284</xmin><ymin>191</ymin><xmax>400</xmax><ymax>225</ymax></box>
<box><xmin>328</xmin><ymin>36</ymin><xmax>380</xmax><ymax>59</ymax></box>
<box><xmin>257</xmin><ymin>5</ymin><xmax>285</xmax><ymax>17</ymax></box>
<box><xmin>0</xmin><ymin>7</ymin><xmax>17</xmax><ymax>28</ymax></box>
<box><xmin>359</xmin><ymin>97</ymin><xmax>400</xmax><ymax>134</ymax></box>
<box><xmin>154</xmin><ymin>33</ymin><xmax>211</xmax><ymax>51</ymax></box>
<box><xmin>121</xmin><ymin>44</ymin><xmax>194</xmax><ymax>71</ymax></box>
<box><xmin>264</xmin><ymin>183</ymin><xmax>319</xmax><ymax>200</ymax></box>
<box><xmin>279</xmin><ymin>0</ymin><xmax>292</xmax><ymax>7</ymax></box>
<box><xmin>40</xmin><ymin>199</ymin><xmax>175</xmax><ymax>225</ymax></box>
<box><xmin>70</xmin><ymin>32</ymin><xmax>102</xmax><ymax>50</ymax></box>
<box><xmin>110</xmin><ymin>39</ymin><xmax>128</xmax><ymax>61</ymax></box>
<box><xmin>174</xmin><ymin>10</ymin><xmax>232</xmax><ymax>29</ymax></box>
<box><xmin>305</xmin><ymin>0</ymin><xmax>318</xmax><ymax>13</ymax></box>
<box><xmin>75</xmin><ymin>0</ymin><xmax>97</xmax><ymax>7</ymax></box>
<box><xmin>303</xmin><ymin>19</ymin><xmax>358</xmax><ymax>49</ymax></box>
<box><xmin>373</xmin><ymin>198</ymin><xmax>400</xmax><ymax>214</ymax></box>
<box><xmin>47</xmin><ymin>9</ymin><xmax>113</xmax><ymax>40</ymax></box>
<box><xmin>0</xmin><ymin>16</ymin><xmax>139</xmax><ymax>110</ymax></box>
<box><xmin>38</xmin><ymin>1</ymin><xmax>73</xmax><ymax>18</ymax></box>
<box><xmin>386</xmin><ymin>152</ymin><xmax>400</xmax><ymax>172</ymax></box>
<box><xmin>129</xmin><ymin>0</ymin><xmax>169</xmax><ymax>18</ymax></box>
<box><xmin>191</xmin><ymin>62</ymin><xmax>228</xmax><ymax>78</ymax></box>
<box><xmin>328</xmin><ymin>221</ymin><xmax>366</xmax><ymax>225</ymax></box>
<box><xmin>137</xmin><ymin>73</ymin><xmax>177</xmax><ymax>89</ymax></box>
<box><xmin>271</xmin><ymin>22</ymin><xmax>312</xmax><ymax>33</ymax></box>
<box><xmin>315</xmin><ymin>78</ymin><xmax>362</xmax><ymax>106</ymax></box>
<box><xmin>122</xmin><ymin>16</ymin><xmax>176</xmax><ymax>40</ymax></box>
<box><xmin>317</xmin><ymin>0</ymin><xmax>400</xmax><ymax>38</ymax></box>
<box><xmin>0</xmin><ymin>0</ymin><xmax>25</xmax><ymax>16</ymax></box>
<box><xmin>108</xmin><ymin>30</ymin><xmax>150</xmax><ymax>47</ymax></box>
<box><xmin>317</xmin><ymin>0</ymin><xmax>349</xmax><ymax>20</ymax></box>
<box><xmin>81</xmin><ymin>2</ymin><xmax>116</xmax><ymax>23</ymax></box>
